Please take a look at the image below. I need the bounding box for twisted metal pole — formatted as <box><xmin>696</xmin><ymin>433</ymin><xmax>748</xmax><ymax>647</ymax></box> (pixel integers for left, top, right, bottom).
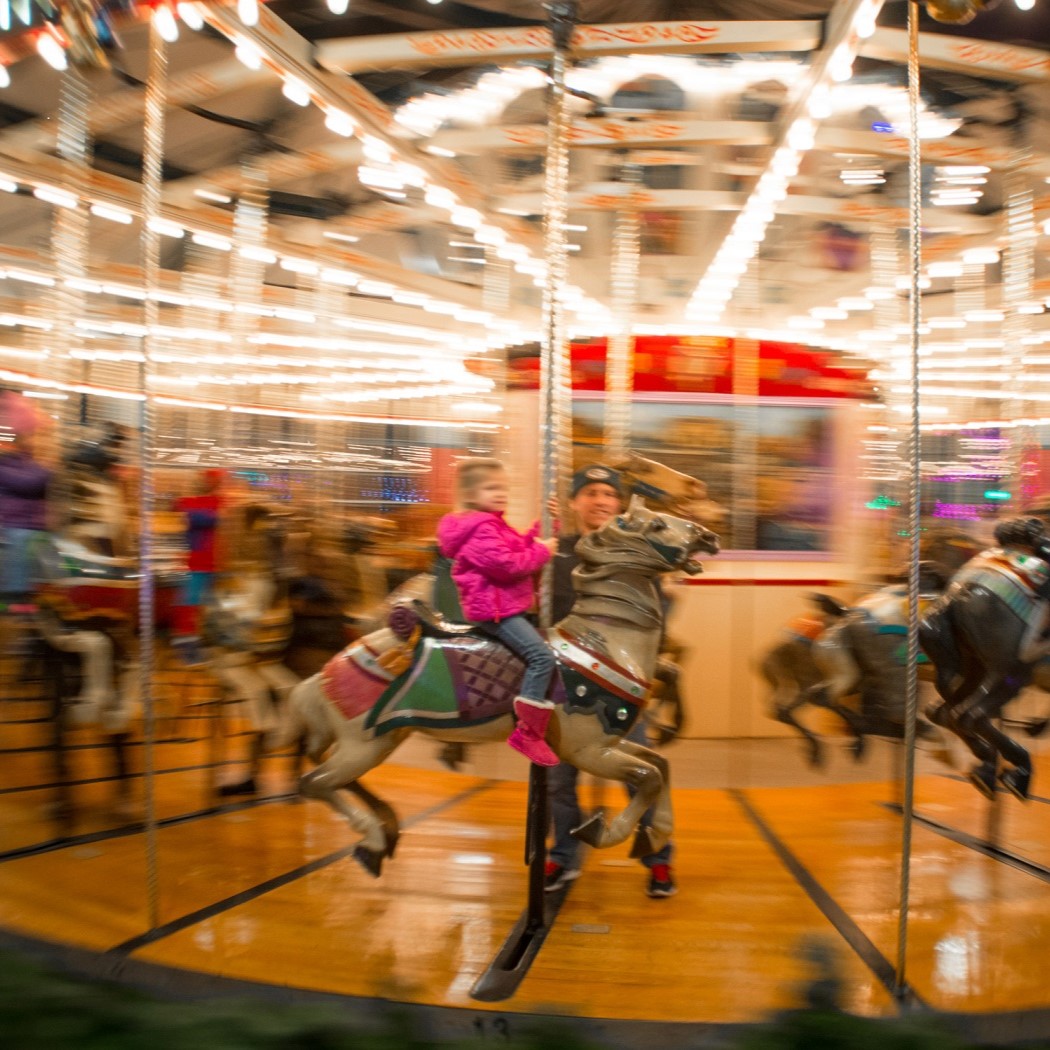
<box><xmin>138</xmin><ymin>16</ymin><xmax>168</xmax><ymax>932</ymax></box>
<box><xmin>537</xmin><ymin>2</ymin><xmax>575</xmax><ymax>629</ymax></box>
<box><xmin>894</xmin><ymin>0</ymin><xmax>923</xmax><ymax>1002</ymax></box>
<box><xmin>528</xmin><ymin>0</ymin><xmax>576</xmax><ymax>933</ymax></box>
<box><xmin>604</xmin><ymin>160</ymin><xmax>641</xmax><ymax>461</ymax></box>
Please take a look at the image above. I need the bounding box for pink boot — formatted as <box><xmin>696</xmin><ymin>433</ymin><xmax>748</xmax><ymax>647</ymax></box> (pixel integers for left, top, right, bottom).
<box><xmin>508</xmin><ymin>697</ymin><xmax>560</xmax><ymax>767</ymax></box>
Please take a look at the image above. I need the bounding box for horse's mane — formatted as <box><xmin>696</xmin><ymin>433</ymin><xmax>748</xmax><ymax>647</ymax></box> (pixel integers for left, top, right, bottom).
<box><xmin>569</xmin><ymin>519</ymin><xmax>667</xmax><ymax>629</ymax></box>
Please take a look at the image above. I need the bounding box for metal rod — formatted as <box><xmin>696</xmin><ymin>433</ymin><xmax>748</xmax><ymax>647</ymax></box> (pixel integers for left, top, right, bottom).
<box><xmin>529</xmin><ymin>0</ymin><xmax>576</xmax><ymax>932</ymax></box>
<box><xmin>537</xmin><ymin>1</ymin><xmax>575</xmax><ymax>625</ymax></box>
<box><xmin>138</xmin><ymin>17</ymin><xmax>168</xmax><ymax>933</ymax></box>
<box><xmin>604</xmin><ymin>160</ymin><xmax>641</xmax><ymax>460</ymax></box>
<box><xmin>894</xmin><ymin>0</ymin><xmax>923</xmax><ymax>1000</ymax></box>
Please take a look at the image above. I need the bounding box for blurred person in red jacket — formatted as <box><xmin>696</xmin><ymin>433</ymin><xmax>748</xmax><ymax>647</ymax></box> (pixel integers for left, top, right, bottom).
<box><xmin>171</xmin><ymin>468</ymin><xmax>225</xmax><ymax>666</ymax></box>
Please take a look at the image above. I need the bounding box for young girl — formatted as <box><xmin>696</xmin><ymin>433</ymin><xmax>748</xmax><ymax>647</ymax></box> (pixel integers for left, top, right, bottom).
<box><xmin>437</xmin><ymin>457</ymin><xmax>560</xmax><ymax>766</ymax></box>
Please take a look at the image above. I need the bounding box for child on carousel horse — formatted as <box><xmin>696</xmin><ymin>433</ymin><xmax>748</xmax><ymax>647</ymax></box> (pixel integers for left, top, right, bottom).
<box><xmin>436</xmin><ymin>457</ymin><xmax>559</xmax><ymax>766</ymax></box>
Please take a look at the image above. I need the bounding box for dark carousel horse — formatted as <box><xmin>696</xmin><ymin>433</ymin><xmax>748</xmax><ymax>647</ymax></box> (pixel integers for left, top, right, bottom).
<box><xmin>759</xmin><ymin>568</ymin><xmax>946</xmax><ymax>767</ymax></box>
<box><xmin>274</xmin><ymin>498</ymin><xmax>720</xmax><ymax>876</ymax></box>
<box><xmin>757</xmin><ymin>526</ymin><xmax>982</xmax><ymax>767</ymax></box>
<box><xmin>919</xmin><ymin>516</ymin><xmax>1050</xmax><ymax>801</ymax></box>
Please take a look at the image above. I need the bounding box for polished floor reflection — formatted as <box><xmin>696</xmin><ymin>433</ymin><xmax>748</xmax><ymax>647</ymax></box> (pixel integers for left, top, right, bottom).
<box><xmin>2</xmin><ymin>677</ymin><xmax>1050</xmax><ymax>1025</ymax></box>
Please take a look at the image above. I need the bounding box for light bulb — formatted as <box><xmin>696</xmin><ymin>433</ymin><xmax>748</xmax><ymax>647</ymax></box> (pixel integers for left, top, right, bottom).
<box><xmin>281</xmin><ymin>76</ymin><xmax>311</xmax><ymax>106</ymax></box>
<box><xmin>177</xmin><ymin>3</ymin><xmax>204</xmax><ymax>30</ymax></box>
<box><xmin>238</xmin><ymin>0</ymin><xmax>259</xmax><ymax>25</ymax></box>
<box><xmin>36</xmin><ymin>30</ymin><xmax>68</xmax><ymax>71</ymax></box>
<box><xmin>235</xmin><ymin>42</ymin><xmax>262</xmax><ymax>69</ymax></box>
<box><xmin>327</xmin><ymin>0</ymin><xmax>351</xmax><ymax>12</ymax></box>
<box><xmin>153</xmin><ymin>5</ymin><xmax>180</xmax><ymax>43</ymax></box>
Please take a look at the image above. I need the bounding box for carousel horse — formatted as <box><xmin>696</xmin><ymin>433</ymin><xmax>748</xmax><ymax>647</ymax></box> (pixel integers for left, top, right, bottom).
<box><xmin>759</xmin><ymin>565</ymin><xmax>954</xmax><ymax>767</ymax></box>
<box><xmin>919</xmin><ymin>516</ymin><xmax>1050</xmax><ymax>801</ymax></box>
<box><xmin>204</xmin><ymin>501</ymin><xmax>299</xmax><ymax>795</ymax></box>
<box><xmin>757</xmin><ymin>528</ymin><xmax>982</xmax><ymax>767</ymax></box>
<box><xmin>282</xmin><ymin>514</ymin><xmax>403</xmax><ymax>680</ymax></box>
<box><xmin>609</xmin><ymin>450</ymin><xmax>727</xmax><ymax>531</ymax></box>
<box><xmin>18</xmin><ymin>427</ymin><xmax>173</xmax><ymax>821</ymax></box>
<box><xmin>275</xmin><ymin>497</ymin><xmax>720</xmax><ymax>876</ymax></box>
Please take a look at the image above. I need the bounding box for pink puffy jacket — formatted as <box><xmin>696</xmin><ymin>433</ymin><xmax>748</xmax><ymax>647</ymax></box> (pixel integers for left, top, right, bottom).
<box><xmin>436</xmin><ymin>509</ymin><xmax>551</xmax><ymax>623</ymax></box>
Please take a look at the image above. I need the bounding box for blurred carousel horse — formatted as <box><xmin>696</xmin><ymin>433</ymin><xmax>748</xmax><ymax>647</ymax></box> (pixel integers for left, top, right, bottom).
<box><xmin>609</xmin><ymin>450</ymin><xmax>727</xmax><ymax>532</ymax></box>
<box><xmin>919</xmin><ymin>516</ymin><xmax>1050</xmax><ymax>801</ymax></box>
<box><xmin>205</xmin><ymin>502</ymin><xmax>299</xmax><ymax>796</ymax></box>
<box><xmin>22</xmin><ymin>429</ymin><xmax>180</xmax><ymax>821</ymax></box>
<box><xmin>275</xmin><ymin>498</ymin><xmax>720</xmax><ymax>877</ymax></box>
<box><xmin>757</xmin><ymin>528</ymin><xmax>982</xmax><ymax>767</ymax></box>
<box><xmin>281</xmin><ymin>514</ymin><xmax>400</xmax><ymax>680</ymax></box>
<box><xmin>759</xmin><ymin>567</ymin><xmax>952</xmax><ymax>767</ymax></box>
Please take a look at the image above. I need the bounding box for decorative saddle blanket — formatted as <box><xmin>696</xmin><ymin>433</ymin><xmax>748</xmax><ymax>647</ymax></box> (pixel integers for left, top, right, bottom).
<box><xmin>952</xmin><ymin>550</ymin><xmax>1049</xmax><ymax>622</ymax></box>
<box><xmin>322</xmin><ymin>626</ymin><xmax>651</xmax><ymax>739</ymax></box>
<box><xmin>783</xmin><ymin>614</ymin><xmax>826</xmax><ymax>644</ymax></box>
<box><xmin>848</xmin><ymin>585</ymin><xmax>937</xmax><ymax>666</ymax></box>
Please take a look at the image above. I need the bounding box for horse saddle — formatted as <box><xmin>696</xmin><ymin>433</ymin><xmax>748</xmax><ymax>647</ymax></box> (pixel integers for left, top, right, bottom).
<box><xmin>363</xmin><ymin>616</ymin><xmax>648</xmax><ymax>739</ymax></box>
<box><xmin>407</xmin><ymin>599</ymin><xmax>475</xmax><ymax>639</ymax></box>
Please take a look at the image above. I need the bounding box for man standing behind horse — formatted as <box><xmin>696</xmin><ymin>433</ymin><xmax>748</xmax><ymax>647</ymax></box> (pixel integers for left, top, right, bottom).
<box><xmin>546</xmin><ymin>465</ymin><xmax>678</xmax><ymax>898</ymax></box>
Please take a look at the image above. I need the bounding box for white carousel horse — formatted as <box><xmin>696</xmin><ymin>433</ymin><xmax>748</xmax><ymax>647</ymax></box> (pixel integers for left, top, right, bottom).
<box><xmin>274</xmin><ymin>498</ymin><xmax>720</xmax><ymax>877</ymax></box>
<box><xmin>203</xmin><ymin>502</ymin><xmax>299</xmax><ymax>795</ymax></box>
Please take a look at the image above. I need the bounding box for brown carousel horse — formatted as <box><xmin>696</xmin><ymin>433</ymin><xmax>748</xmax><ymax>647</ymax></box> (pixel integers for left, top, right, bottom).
<box><xmin>919</xmin><ymin>516</ymin><xmax>1050</xmax><ymax>801</ymax></box>
<box><xmin>275</xmin><ymin>498</ymin><xmax>720</xmax><ymax>876</ymax></box>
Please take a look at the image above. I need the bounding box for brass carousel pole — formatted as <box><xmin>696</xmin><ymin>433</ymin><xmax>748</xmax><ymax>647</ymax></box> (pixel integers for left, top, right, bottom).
<box><xmin>472</xmin><ymin>3</ymin><xmax>576</xmax><ymax>1003</ymax></box>
<box><xmin>531</xmin><ymin>0</ymin><xmax>576</xmax><ymax>928</ymax></box>
<box><xmin>894</xmin><ymin>0</ymin><xmax>924</xmax><ymax>1003</ymax></box>
<box><xmin>604</xmin><ymin>160</ymin><xmax>641</xmax><ymax>462</ymax></box>
<box><xmin>137</xmin><ymin>13</ymin><xmax>169</xmax><ymax>932</ymax></box>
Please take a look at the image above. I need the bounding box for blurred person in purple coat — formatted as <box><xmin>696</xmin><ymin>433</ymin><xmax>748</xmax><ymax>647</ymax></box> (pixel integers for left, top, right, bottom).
<box><xmin>0</xmin><ymin>390</ymin><xmax>53</xmax><ymax>603</ymax></box>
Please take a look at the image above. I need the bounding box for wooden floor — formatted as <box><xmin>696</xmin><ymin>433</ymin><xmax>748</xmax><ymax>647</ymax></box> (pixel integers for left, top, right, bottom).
<box><xmin>3</xmin><ymin>677</ymin><xmax>1050</xmax><ymax>1031</ymax></box>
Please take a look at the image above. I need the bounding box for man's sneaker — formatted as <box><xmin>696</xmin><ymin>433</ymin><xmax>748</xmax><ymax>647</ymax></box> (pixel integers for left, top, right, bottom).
<box><xmin>647</xmin><ymin>863</ymin><xmax>677</xmax><ymax>898</ymax></box>
<box><xmin>544</xmin><ymin>860</ymin><xmax>581</xmax><ymax>892</ymax></box>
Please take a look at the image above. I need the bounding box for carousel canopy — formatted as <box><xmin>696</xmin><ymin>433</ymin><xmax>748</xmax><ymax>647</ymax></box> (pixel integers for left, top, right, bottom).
<box><xmin>0</xmin><ymin>0</ymin><xmax>1046</xmax><ymax>430</ymax></box>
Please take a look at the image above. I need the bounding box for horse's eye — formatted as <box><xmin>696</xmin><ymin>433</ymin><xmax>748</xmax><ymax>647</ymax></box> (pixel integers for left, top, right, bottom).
<box><xmin>650</xmin><ymin>520</ymin><xmax>667</xmax><ymax>532</ymax></box>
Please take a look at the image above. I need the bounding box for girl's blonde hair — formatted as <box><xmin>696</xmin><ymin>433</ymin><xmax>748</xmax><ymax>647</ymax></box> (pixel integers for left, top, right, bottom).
<box><xmin>455</xmin><ymin>456</ymin><xmax>505</xmax><ymax>507</ymax></box>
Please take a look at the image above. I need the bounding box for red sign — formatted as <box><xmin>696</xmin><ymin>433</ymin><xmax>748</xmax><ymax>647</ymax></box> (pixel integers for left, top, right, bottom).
<box><xmin>505</xmin><ymin>336</ymin><xmax>871</xmax><ymax>399</ymax></box>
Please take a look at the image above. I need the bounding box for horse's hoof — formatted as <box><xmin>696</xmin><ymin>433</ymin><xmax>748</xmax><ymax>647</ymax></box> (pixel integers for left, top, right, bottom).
<box><xmin>916</xmin><ymin>719</ymin><xmax>940</xmax><ymax>742</ymax></box>
<box><xmin>850</xmin><ymin>735</ymin><xmax>867</xmax><ymax>762</ymax></box>
<box><xmin>437</xmin><ymin>742</ymin><xmax>467</xmax><ymax>771</ymax></box>
<box><xmin>925</xmin><ymin>703</ymin><xmax>948</xmax><ymax>728</ymax></box>
<box><xmin>384</xmin><ymin>830</ymin><xmax>400</xmax><ymax>859</ymax></box>
<box><xmin>999</xmin><ymin>767</ymin><xmax>1032</xmax><ymax>802</ymax></box>
<box><xmin>968</xmin><ymin>764</ymin><xmax>998</xmax><ymax>801</ymax></box>
<box><xmin>43</xmin><ymin>800</ymin><xmax>75</xmax><ymax>827</ymax></box>
<box><xmin>352</xmin><ymin>844</ymin><xmax>385</xmax><ymax>878</ymax></box>
<box><xmin>629</xmin><ymin>826</ymin><xmax>655</xmax><ymax>859</ymax></box>
<box><xmin>1023</xmin><ymin>718</ymin><xmax>1050</xmax><ymax>739</ymax></box>
<box><xmin>806</xmin><ymin>740</ymin><xmax>824</xmax><ymax>768</ymax></box>
<box><xmin>571</xmin><ymin>812</ymin><xmax>606</xmax><ymax>848</ymax></box>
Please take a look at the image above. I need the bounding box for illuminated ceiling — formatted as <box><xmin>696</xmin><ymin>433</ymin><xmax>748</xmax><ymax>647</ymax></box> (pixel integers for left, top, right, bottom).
<box><xmin>0</xmin><ymin>1</ymin><xmax>1046</xmax><ymax>426</ymax></box>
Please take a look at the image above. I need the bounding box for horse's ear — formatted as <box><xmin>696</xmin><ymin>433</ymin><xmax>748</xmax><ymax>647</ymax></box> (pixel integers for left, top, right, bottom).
<box><xmin>617</xmin><ymin>494</ymin><xmax>647</xmax><ymax>531</ymax></box>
